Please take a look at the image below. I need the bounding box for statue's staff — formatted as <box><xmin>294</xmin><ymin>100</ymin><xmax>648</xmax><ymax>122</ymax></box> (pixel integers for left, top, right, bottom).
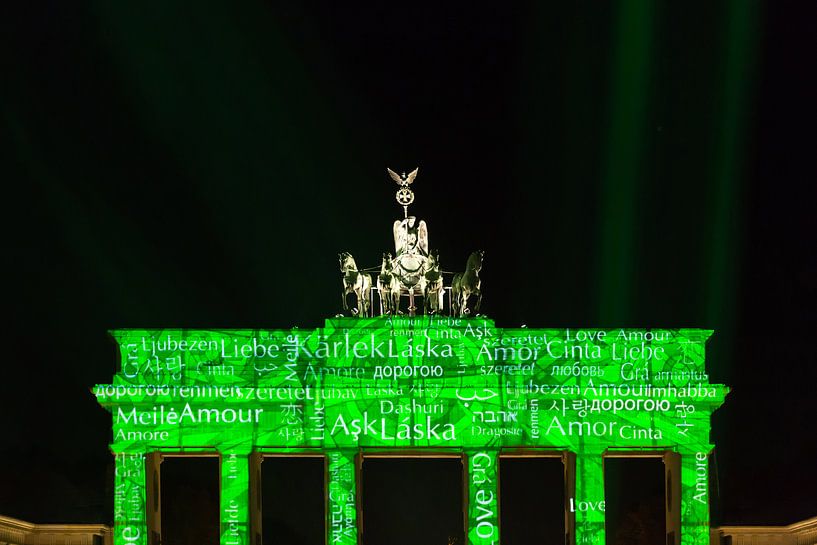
<box><xmin>387</xmin><ymin>167</ymin><xmax>418</xmax><ymax>219</ymax></box>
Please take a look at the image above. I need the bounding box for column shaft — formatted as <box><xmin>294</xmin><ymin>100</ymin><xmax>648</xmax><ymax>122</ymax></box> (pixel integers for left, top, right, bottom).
<box><xmin>221</xmin><ymin>452</ymin><xmax>251</xmax><ymax>545</ymax></box>
<box><xmin>113</xmin><ymin>452</ymin><xmax>148</xmax><ymax>545</ymax></box>
<box><xmin>327</xmin><ymin>450</ymin><xmax>358</xmax><ymax>545</ymax></box>
<box><xmin>466</xmin><ymin>450</ymin><xmax>499</xmax><ymax>545</ymax></box>
<box><xmin>680</xmin><ymin>449</ymin><xmax>712</xmax><ymax>545</ymax></box>
<box><xmin>573</xmin><ymin>451</ymin><xmax>605</xmax><ymax>545</ymax></box>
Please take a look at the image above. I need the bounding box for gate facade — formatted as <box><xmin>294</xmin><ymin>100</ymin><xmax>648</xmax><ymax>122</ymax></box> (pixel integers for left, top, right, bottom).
<box><xmin>95</xmin><ymin>316</ymin><xmax>726</xmax><ymax>545</ymax></box>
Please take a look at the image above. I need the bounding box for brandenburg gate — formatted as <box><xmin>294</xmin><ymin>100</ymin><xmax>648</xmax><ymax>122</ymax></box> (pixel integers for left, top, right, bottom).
<box><xmin>94</xmin><ymin>169</ymin><xmax>726</xmax><ymax>545</ymax></box>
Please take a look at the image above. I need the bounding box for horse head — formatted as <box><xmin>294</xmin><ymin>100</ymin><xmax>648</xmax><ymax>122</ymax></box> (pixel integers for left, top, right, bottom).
<box><xmin>339</xmin><ymin>252</ymin><xmax>355</xmax><ymax>272</ymax></box>
<box><xmin>380</xmin><ymin>253</ymin><xmax>393</xmax><ymax>275</ymax></box>
<box><xmin>467</xmin><ymin>250</ymin><xmax>484</xmax><ymax>273</ymax></box>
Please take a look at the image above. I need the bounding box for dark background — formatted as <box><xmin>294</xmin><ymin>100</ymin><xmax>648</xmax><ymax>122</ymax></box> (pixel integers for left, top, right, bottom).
<box><xmin>2</xmin><ymin>0</ymin><xmax>815</xmax><ymax>530</ymax></box>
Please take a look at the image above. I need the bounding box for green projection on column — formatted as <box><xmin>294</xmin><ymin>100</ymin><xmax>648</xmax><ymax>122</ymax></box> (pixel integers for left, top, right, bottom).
<box><xmin>113</xmin><ymin>453</ymin><xmax>148</xmax><ymax>545</ymax></box>
<box><xmin>574</xmin><ymin>452</ymin><xmax>606</xmax><ymax>545</ymax></box>
<box><xmin>467</xmin><ymin>451</ymin><xmax>499</xmax><ymax>545</ymax></box>
<box><xmin>328</xmin><ymin>451</ymin><xmax>358</xmax><ymax>545</ymax></box>
<box><xmin>95</xmin><ymin>316</ymin><xmax>726</xmax><ymax>545</ymax></box>
<box><xmin>221</xmin><ymin>453</ymin><xmax>250</xmax><ymax>545</ymax></box>
<box><xmin>681</xmin><ymin>449</ymin><xmax>713</xmax><ymax>545</ymax></box>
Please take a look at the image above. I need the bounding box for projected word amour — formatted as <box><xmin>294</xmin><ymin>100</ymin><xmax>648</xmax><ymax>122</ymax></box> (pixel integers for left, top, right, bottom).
<box><xmin>95</xmin><ymin>316</ymin><xmax>726</xmax><ymax>545</ymax></box>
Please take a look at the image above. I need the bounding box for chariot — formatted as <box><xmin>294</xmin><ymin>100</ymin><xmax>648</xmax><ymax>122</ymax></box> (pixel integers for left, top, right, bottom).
<box><xmin>339</xmin><ymin>168</ymin><xmax>483</xmax><ymax>317</ymax></box>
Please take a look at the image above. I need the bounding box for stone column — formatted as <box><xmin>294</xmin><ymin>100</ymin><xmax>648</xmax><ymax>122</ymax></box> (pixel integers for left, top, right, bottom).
<box><xmin>680</xmin><ymin>447</ymin><xmax>713</xmax><ymax>545</ymax></box>
<box><xmin>572</xmin><ymin>450</ymin><xmax>605</xmax><ymax>545</ymax></box>
<box><xmin>327</xmin><ymin>450</ymin><xmax>358</xmax><ymax>545</ymax></box>
<box><xmin>221</xmin><ymin>451</ymin><xmax>251</xmax><ymax>545</ymax></box>
<box><xmin>465</xmin><ymin>450</ymin><xmax>499</xmax><ymax>545</ymax></box>
<box><xmin>113</xmin><ymin>452</ymin><xmax>149</xmax><ymax>545</ymax></box>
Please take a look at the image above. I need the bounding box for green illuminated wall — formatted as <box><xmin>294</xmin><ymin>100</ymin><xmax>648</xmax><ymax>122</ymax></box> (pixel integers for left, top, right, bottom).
<box><xmin>95</xmin><ymin>316</ymin><xmax>726</xmax><ymax>545</ymax></box>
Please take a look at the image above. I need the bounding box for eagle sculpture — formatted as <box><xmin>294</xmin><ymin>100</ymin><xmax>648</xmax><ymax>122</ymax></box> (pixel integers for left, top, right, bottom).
<box><xmin>387</xmin><ymin>167</ymin><xmax>419</xmax><ymax>186</ymax></box>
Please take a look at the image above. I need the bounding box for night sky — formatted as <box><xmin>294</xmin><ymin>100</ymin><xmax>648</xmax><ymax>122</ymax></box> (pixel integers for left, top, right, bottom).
<box><xmin>3</xmin><ymin>0</ymin><xmax>816</xmax><ymax>531</ymax></box>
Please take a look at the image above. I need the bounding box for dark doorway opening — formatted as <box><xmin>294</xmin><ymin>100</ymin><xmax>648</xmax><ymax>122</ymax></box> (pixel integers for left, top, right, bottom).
<box><xmin>362</xmin><ymin>457</ymin><xmax>464</xmax><ymax>545</ymax></box>
<box><xmin>160</xmin><ymin>456</ymin><xmax>220</xmax><ymax>545</ymax></box>
<box><xmin>261</xmin><ymin>456</ymin><xmax>325</xmax><ymax>545</ymax></box>
<box><xmin>604</xmin><ymin>457</ymin><xmax>666</xmax><ymax>545</ymax></box>
<box><xmin>500</xmin><ymin>456</ymin><xmax>565</xmax><ymax>545</ymax></box>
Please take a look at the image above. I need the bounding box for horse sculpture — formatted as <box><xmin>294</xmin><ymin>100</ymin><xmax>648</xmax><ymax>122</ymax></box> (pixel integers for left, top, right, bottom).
<box><xmin>339</xmin><ymin>252</ymin><xmax>372</xmax><ymax>317</ymax></box>
<box><xmin>377</xmin><ymin>253</ymin><xmax>401</xmax><ymax>314</ymax></box>
<box><xmin>451</xmin><ymin>250</ymin><xmax>484</xmax><ymax>317</ymax></box>
<box><xmin>423</xmin><ymin>250</ymin><xmax>444</xmax><ymax>314</ymax></box>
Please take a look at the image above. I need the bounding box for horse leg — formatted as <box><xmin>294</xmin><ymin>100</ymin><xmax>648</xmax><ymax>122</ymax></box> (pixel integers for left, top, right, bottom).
<box><xmin>474</xmin><ymin>291</ymin><xmax>483</xmax><ymax>313</ymax></box>
<box><xmin>378</xmin><ymin>287</ymin><xmax>387</xmax><ymax>315</ymax></box>
<box><xmin>351</xmin><ymin>287</ymin><xmax>360</xmax><ymax>316</ymax></box>
<box><xmin>364</xmin><ymin>282</ymin><xmax>372</xmax><ymax>317</ymax></box>
<box><xmin>357</xmin><ymin>287</ymin><xmax>365</xmax><ymax>317</ymax></box>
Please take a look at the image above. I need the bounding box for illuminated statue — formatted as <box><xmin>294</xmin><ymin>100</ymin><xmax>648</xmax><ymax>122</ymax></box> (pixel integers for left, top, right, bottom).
<box><xmin>391</xmin><ymin>215</ymin><xmax>429</xmax><ymax>292</ymax></box>
<box><xmin>387</xmin><ymin>167</ymin><xmax>418</xmax><ymax>218</ymax></box>
<box><xmin>392</xmin><ymin>215</ymin><xmax>429</xmax><ymax>257</ymax></box>
<box><xmin>338</xmin><ymin>167</ymin><xmax>485</xmax><ymax>316</ymax></box>
<box><xmin>377</xmin><ymin>253</ymin><xmax>401</xmax><ymax>315</ymax></box>
<box><xmin>451</xmin><ymin>250</ymin><xmax>484</xmax><ymax>316</ymax></box>
<box><xmin>339</xmin><ymin>252</ymin><xmax>372</xmax><ymax>317</ymax></box>
<box><xmin>423</xmin><ymin>250</ymin><xmax>444</xmax><ymax>314</ymax></box>
<box><xmin>385</xmin><ymin>167</ymin><xmax>430</xmax><ymax>314</ymax></box>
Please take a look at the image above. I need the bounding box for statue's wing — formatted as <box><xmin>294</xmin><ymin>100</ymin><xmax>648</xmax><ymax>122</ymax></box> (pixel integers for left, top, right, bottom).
<box><xmin>418</xmin><ymin>220</ymin><xmax>429</xmax><ymax>255</ymax></box>
<box><xmin>405</xmin><ymin>167</ymin><xmax>419</xmax><ymax>184</ymax></box>
<box><xmin>387</xmin><ymin>168</ymin><xmax>403</xmax><ymax>184</ymax></box>
<box><xmin>393</xmin><ymin>220</ymin><xmax>404</xmax><ymax>253</ymax></box>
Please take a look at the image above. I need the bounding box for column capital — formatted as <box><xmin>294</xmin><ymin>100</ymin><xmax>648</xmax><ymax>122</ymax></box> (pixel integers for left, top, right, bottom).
<box><xmin>218</xmin><ymin>446</ymin><xmax>253</xmax><ymax>456</ymax></box>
